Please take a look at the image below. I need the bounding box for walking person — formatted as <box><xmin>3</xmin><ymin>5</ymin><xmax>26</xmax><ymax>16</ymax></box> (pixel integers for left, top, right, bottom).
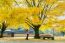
<box><xmin>25</xmin><ymin>29</ymin><xmax>29</xmax><ymax>40</ymax></box>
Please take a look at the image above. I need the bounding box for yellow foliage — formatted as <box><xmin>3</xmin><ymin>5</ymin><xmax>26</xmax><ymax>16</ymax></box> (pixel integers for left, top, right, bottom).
<box><xmin>0</xmin><ymin>0</ymin><xmax>65</xmax><ymax>31</ymax></box>
<box><xmin>0</xmin><ymin>0</ymin><xmax>14</xmax><ymax>8</ymax></box>
<box><xmin>57</xmin><ymin>20</ymin><xmax>65</xmax><ymax>26</ymax></box>
<box><xmin>40</xmin><ymin>25</ymin><xmax>51</xmax><ymax>31</ymax></box>
<box><xmin>45</xmin><ymin>0</ymin><xmax>57</xmax><ymax>4</ymax></box>
<box><xmin>21</xmin><ymin>23</ymin><xmax>29</xmax><ymax>29</ymax></box>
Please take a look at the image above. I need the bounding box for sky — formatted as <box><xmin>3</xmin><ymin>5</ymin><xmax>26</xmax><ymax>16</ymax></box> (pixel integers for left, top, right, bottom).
<box><xmin>57</xmin><ymin>16</ymin><xmax>65</xmax><ymax>20</ymax></box>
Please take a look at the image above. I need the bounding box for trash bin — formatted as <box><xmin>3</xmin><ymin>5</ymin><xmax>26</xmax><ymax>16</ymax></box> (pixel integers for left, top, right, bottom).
<box><xmin>10</xmin><ymin>29</ymin><xmax>14</xmax><ymax>37</ymax></box>
<box><xmin>11</xmin><ymin>32</ymin><xmax>14</xmax><ymax>37</ymax></box>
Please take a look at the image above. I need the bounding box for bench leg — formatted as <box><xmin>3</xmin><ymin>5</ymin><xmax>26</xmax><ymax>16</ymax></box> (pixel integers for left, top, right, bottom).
<box><xmin>51</xmin><ymin>37</ymin><xmax>54</xmax><ymax>40</ymax></box>
<box><xmin>43</xmin><ymin>37</ymin><xmax>45</xmax><ymax>40</ymax></box>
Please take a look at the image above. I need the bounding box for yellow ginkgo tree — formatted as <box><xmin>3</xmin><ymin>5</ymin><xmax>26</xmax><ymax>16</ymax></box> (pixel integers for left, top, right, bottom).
<box><xmin>16</xmin><ymin>0</ymin><xmax>65</xmax><ymax>39</ymax></box>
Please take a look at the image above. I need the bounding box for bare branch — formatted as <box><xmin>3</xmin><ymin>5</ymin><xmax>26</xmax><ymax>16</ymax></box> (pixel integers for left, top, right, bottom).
<box><xmin>37</xmin><ymin>0</ymin><xmax>44</xmax><ymax>7</ymax></box>
<box><xmin>32</xmin><ymin>0</ymin><xmax>36</xmax><ymax>6</ymax></box>
<box><xmin>25</xmin><ymin>0</ymin><xmax>32</xmax><ymax>7</ymax></box>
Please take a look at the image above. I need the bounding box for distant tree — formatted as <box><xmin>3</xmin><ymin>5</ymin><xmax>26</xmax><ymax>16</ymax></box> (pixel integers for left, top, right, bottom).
<box><xmin>0</xmin><ymin>21</ymin><xmax>7</xmax><ymax>38</ymax></box>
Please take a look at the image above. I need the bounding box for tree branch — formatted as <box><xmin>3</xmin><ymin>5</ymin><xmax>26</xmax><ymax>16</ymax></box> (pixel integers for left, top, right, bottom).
<box><xmin>39</xmin><ymin>1</ymin><xmax>58</xmax><ymax>25</ymax></box>
<box><xmin>26</xmin><ymin>18</ymin><xmax>34</xmax><ymax>26</ymax></box>
<box><xmin>41</xmin><ymin>14</ymin><xmax>47</xmax><ymax>25</ymax></box>
<box><xmin>32</xmin><ymin>0</ymin><xmax>36</xmax><ymax>6</ymax></box>
<box><xmin>25</xmin><ymin>0</ymin><xmax>32</xmax><ymax>7</ymax></box>
<box><xmin>48</xmin><ymin>1</ymin><xmax>58</xmax><ymax>10</ymax></box>
<box><xmin>25</xmin><ymin>21</ymin><xmax>34</xmax><ymax>29</ymax></box>
<box><xmin>14</xmin><ymin>0</ymin><xmax>20</xmax><ymax>7</ymax></box>
<box><xmin>37</xmin><ymin>0</ymin><xmax>43</xmax><ymax>7</ymax></box>
<box><xmin>38</xmin><ymin>4</ymin><xmax>48</xmax><ymax>20</ymax></box>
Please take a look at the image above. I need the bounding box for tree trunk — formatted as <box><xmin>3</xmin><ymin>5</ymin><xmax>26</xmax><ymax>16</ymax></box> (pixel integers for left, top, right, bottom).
<box><xmin>0</xmin><ymin>27</ymin><xmax>6</xmax><ymax>38</ymax></box>
<box><xmin>0</xmin><ymin>30</ymin><xmax>4</xmax><ymax>38</ymax></box>
<box><xmin>0</xmin><ymin>21</ymin><xmax>7</xmax><ymax>38</ymax></box>
<box><xmin>33</xmin><ymin>25</ymin><xmax>40</xmax><ymax>39</ymax></box>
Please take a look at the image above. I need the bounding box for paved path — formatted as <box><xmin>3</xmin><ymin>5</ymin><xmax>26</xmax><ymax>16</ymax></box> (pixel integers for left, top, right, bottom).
<box><xmin>0</xmin><ymin>36</ymin><xmax>65</xmax><ymax>43</ymax></box>
<box><xmin>0</xmin><ymin>39</ymin><xmax>65</xmax><ymax>43</ymax></box>
<box><xmin>0</xmin><ymin>36</ymin><xmax>65</xmax><ymax>40</ymax></box>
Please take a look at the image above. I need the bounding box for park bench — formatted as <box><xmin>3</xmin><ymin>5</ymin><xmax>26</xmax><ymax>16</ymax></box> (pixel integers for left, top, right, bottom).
<box><xmin>40</xmin><ymin>34</ymin><xmax>54</xmax><ymax>40</ymax></box>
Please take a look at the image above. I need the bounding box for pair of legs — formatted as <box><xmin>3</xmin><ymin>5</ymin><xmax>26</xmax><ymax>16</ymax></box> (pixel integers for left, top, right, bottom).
<box><xmin>26</xmin><ymin>34</ymin><xmax>29</xmax><ymax>40</ymax></box>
